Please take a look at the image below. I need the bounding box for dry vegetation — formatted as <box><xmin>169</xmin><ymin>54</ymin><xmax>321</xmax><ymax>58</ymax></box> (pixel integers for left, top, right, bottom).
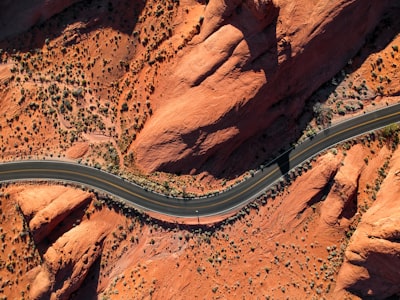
<box><xmin>0</xmin><ymin>0</ymin><xmax>398</xmax><ymax>197</ymax></box>
<box><xmin>0</xmin><ymin>1</ymin><xmax>399</xmax><ymax>298</ymax></box>
<box><xmin>0</xmin><ymin>191</ymin><xmax>42</xmax><ymax>299</ymax></box>
<box><xmin>0</xmin><ymin>0</ymin><xmax>212</xmax><ymax>194</ymax></box>
<box><xmin>305</xmin><ymin>21</ymin><xmax>400</xmax><ymax>135</ymax></box>
<box><xmin>0</xmin><ymin>127</ymin><xmax>399</xmax><ymax>299</ymax></box>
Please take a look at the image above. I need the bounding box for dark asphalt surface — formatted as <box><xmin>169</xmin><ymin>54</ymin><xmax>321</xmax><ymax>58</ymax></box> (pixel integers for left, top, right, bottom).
<box><xmin>0</xmin><ymin>104</ymin><xmax>399</xmax><ymax>218</ymax></box>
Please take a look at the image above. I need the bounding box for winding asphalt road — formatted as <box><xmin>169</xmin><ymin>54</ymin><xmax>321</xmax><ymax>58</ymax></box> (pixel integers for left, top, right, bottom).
<box><xmin>0</xmin><ymin>104</ymin><xmax>399</xmax><ymax>218</ymax></box>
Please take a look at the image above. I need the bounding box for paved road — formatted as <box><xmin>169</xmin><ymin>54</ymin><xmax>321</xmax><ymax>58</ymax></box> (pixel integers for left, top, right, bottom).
<box><xmin>0</xmin><ymin>104</ymin><xmax>399</xmax><ymax>218</ymax></box>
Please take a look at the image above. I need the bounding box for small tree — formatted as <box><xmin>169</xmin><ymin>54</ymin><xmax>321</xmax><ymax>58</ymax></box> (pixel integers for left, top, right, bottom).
<box><xmin>121</xmin><ymin>102</ymin><xmax>129</xmax><ymax>112</ymax></box>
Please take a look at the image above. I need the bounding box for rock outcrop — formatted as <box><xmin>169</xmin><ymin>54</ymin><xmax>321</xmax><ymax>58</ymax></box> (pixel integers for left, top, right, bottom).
<box><xmin>15</xmin><ymin>186</ymin><xmax>92</xmax><ymax>243</ymax></box>
<box><xmin>133</xmin><ymin>0</ymin><xmax>395</xmax><ymax>174</ymax></box>
<box><xmin>13</xmin><ymin>185</ymin><xmax>120</xmax><ymax>300</ymax></box>
<box><xmin>335</xmin><ymin>148</ymin><xmax>400</xmax><ymax>299</ymax></box>
<box><xmin>39</xmin><ymin>212</ymin><xmax>112</xmax><ymax>300</ymax></box>
<box><xmin>2</xmin><ymin>141</ymin><xmax>399</xmax><ymax>299</ymax></box>
<box><xmin>0</xmin><ymin>0</ymin><xmax>82</xmax><ymax>39</ymax></box>
<box><xmin>319</xmin><ymin>145</ymin><xmax>365</xmax><ymax>227</ymax></box>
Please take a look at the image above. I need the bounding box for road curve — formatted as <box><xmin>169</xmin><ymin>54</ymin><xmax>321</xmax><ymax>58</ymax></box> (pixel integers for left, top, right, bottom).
<box><xmin>0</xmin><ymin>104</ymin><xmax>399</xmax><ymax>218</ymax></box>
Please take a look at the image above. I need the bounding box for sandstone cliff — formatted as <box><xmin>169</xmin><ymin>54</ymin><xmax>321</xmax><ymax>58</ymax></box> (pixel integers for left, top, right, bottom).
<box><xmin>3</xmin><ymin>185</ymin><xmax>128</xmax><ymax>300</ymax></box>
<box><xmin>133</xmin><ymin>0</ymin><xmax>395</xmax><ymax>174</ymax></box>
<box><xmin>0</xmin><ymin>0</ymin><xmax>399</xmax><ymax>183</ymax></box>
<box><xmin>1</xmin><ymin>138</ymin><xmax>399</xmax><ymax>299</ymax></box>
<box><xmin>335</xmin><ymin>148</ymin><xmax>400</xmax><ymax>299</ymax></box>
<box><xmin>0</xmin><ymin>1</ymin><xmax>399</xmax><ymax>298</ymax></box>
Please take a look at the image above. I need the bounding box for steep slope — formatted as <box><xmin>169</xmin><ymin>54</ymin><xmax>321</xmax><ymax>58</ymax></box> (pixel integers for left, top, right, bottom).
<box><xmin>0</xmin><ymin>0</ymin><xmax>399</xmax><ymax>188</ymax></box>
<box><xmin>0</xmin><ymin>0</ymin><xmax>82</xmax><ymax>39</ymax></box>
<box><xmin>1</xmin><ymin>135</ymin><xmax>400</xmax><ymax>299</ymax></box>
<box><xmin>1</xmin><ymin>0</ymin><xmax>400</xmax><ymax>299</ymax></box>
<box><xmin>133</xmin><ymin>0</ymin><xmax>396</xmax><ymax>174</ymax></box>
<box><xmin>335</xmin><ymin>148</ymin><xmax>400</xmax><ymax>299</ymax></box>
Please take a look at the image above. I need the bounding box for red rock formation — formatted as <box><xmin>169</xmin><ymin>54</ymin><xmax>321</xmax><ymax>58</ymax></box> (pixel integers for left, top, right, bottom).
<box><xmin>40</xmin><ymin>212</ymin><xmax>113</xmax><ymax>300</ymax></box>
<box><xmin>1</xmin><ymin>140</ymin><xmax>398</xmax><ymax>299</ymax></box>
<box><xmin>335</xmin><ymin>148</ymin><xmax>400</xmax><ymax>299</ymax></box>
<box><xmin>134</xmin><ymin>0</ymin><xmax>394</xmax><ymax>174</ymax></box>
<box><xmin>319</xmin><ymin>145</ymin><xmax>365</xmax><ymax>227</ymax></box>
<box><xmin>0</xmin><ymin>0</ymin><xmax>82</xmax><ymax>39</ymax></box>
<box><xmin>13</xmin><ymin>185</ymin><xmax>117</xmax><ymax>300</ymax></box>
<box><xmin>4</xmin><ymin>185</ymin><xmax>142</xmax><ymax>299</ymax></box>
<box><xmin>66</xmin><ymin>142</ymin><xmax>90</xmax><ymax>159</ymax></box>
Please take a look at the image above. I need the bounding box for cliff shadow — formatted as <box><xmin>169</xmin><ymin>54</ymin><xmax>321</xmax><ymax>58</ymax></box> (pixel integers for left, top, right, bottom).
<box><xmin>195</xmin><ymin>3</ymin><xmax>400</xmax><ymax>180</ymax></box>
<box><xmin>0</xmin><ymin>0</ymin><xmax>146</xmax><ymax>51</ymax></box>
<box><xmin>307</xmin><ymin>7</ymin><xmax>400</xmax><ymax>124</ymax></box>
<box><xmin>70</xmin><ymin>242</ymin><xmax>103</xmax><ymax>300</ymax></box>
<box><xmin>35</xmin><ymin>198</ymin><xmax>91</xmax><ymax>256</ymax></box>
<box><xmin>176</xmin><ymin>2</ymin><xmax>295</xmax><ymax>178</ymax></box>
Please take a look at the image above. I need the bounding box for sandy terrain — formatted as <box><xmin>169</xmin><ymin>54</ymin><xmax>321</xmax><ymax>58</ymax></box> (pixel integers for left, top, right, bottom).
<box><xmin>0</xmin><ymin>0</ymin><xmax>399</xmax><ymax>299</ymax></box>
<box><xmin>1</xmin><ymin>134</ymin><xmax>400</xmax><ymax>299</ymax></box>
<box><xmin>0</xmin><ymin>0</ymin><xmax>398</xmax><ymax>195</ymax></box>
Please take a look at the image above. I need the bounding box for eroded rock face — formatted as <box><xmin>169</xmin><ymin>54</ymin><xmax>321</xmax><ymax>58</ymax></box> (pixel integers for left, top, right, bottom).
<box><xmin>0</xmin><ymin>0</ymin><xmax>82</xmax><ymax>39</ymax></box>
<box><xmin>13</xmin><ymin>185</ymin><xmax>119</xmax><ymax>300</ymax></box>
<box><xmin>15</xmin><ymin>185</ymin><xmax>92</xmax><ymax>243</ymax></box>
<box><xmin>42</xmin><ymin>216</ymin><xmax>111</xmax><ymax>300</ymax></box>
<box><xmin>134</xmin><ymin>0</ymin><xmax>393</xmax><ymax>174</ymax></box>
<box><xmin>335</xmin><ymin>148</ymin><xmax>400</xmax><ymax>299</ymax></box>
<box><xmin>319</xmin><ymin>145</ymin><xmax>366</xmax><ymax>227</ymax></box>
<box><xmin>245</xmin><ymin>0</ymin><xmax>275</xmax><ymax>20</ymax></box>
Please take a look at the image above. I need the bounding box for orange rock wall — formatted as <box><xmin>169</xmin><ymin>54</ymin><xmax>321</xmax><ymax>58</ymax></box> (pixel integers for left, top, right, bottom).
<box><xmin>2</xmin><ymin>138</ymin><xmax>400</xmax><ymax>299</ymax></box>
<box><xmin>335</xmin><ymin>148</ymin><xmax>400</xmax><ymax>299</ymax></box>
<box><xmin>133</xmin><ymin>0</ymin><xmax>394</xmax><ymax>174</ymax></box>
